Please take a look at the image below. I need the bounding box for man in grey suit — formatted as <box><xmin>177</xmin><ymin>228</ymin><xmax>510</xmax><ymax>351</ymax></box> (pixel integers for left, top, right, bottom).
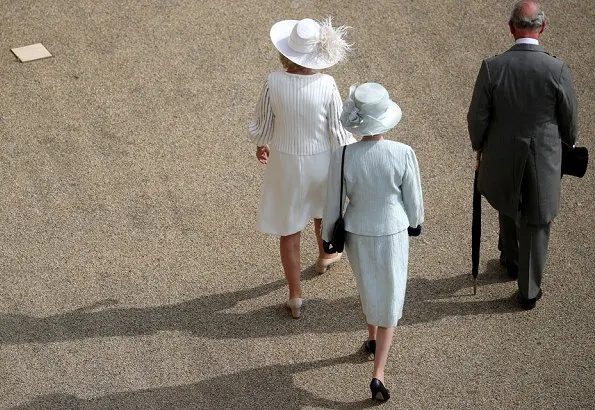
<box><xmin>467</xmin><ymin>0</ymin><xmax>578</xmax><ymax>309</ymax></box>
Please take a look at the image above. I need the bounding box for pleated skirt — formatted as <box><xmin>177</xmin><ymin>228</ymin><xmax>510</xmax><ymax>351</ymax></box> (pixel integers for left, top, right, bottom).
<box><xmin>258</xmin><ymin>148</ymin><xmax>331</xmax><ymax>236</ymax></box>
<box><xmin>345</xmin><ymin>230</ymin><xmax>409</xmax><ymax>328</ymax></box>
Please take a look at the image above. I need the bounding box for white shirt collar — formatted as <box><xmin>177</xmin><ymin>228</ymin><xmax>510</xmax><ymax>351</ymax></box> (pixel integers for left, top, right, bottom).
<box><xmin>515</xmin><ymin>38</ymin><xmax>539</xmax><ymax>45</ymax></box>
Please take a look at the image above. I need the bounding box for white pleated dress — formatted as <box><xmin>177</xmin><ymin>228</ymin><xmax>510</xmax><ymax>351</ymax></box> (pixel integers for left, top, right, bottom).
<box><xmin>249</xmin><ymin>71</ymin><xmax>355</xmax><ymax>236</ymax></box>
<box><xmin>258</xmin><ymin>149</ymin><xmax>331</xmax><ymax>235</ymax></box>
<box><xmin>322</xmin><ymin>140</ymin><xmax>425</xmax><ymax>327</ymax></box>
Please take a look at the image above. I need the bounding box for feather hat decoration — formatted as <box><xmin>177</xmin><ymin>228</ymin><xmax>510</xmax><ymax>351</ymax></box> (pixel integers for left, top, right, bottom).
<box><xmin>317</xmin><ymin>17</ymin><xmax>351</xmax><ymax>65</ymax></box>
<box><xmin>270</xmin><ymin>17</ymin><xmax>351</xmax><ymax>69</ymax></box>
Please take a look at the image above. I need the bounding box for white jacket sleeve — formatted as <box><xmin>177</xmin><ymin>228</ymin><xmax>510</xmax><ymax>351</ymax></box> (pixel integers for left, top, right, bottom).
<box><xmin>401</xmin><ymin>147</ymin><xmax>424</xmax><ymax>228</ymax></box>
<box><xmin>322</xmin><ymin>147</ymin><xmax>347</xmax><ymax>241</ymax></box>
<box><xmin>248</xmin><ymin>80</ymin><xmax>274</xmax><ymax>146</ymax></box>
<box><xmin>327</xmin><ymin>82</ymin><xmax>356</xmax><ymax>148</ymax></box>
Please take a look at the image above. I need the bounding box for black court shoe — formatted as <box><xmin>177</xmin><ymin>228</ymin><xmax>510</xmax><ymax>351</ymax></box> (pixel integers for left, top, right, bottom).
<box><xmin>364</xmin><ymin>340</ymin><xmax>376</xmax><ymax>361</ymax></box>
<box><xmin>370</xmin><ymin>378</ymin><xmax>390</xmax><ymax>402</ymax></box>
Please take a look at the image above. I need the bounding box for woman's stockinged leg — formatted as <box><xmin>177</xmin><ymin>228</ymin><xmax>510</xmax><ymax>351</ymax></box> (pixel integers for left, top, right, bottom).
<box><xmin>373</xmin><ymin>326</ymin><xmax>394</xmax><ymax>383</ymax></box>
<box><xmin>314</xmin><ymin>218</ymin><xmax>341</xmax><ymax>260</ymax></box>
<box><xmin>280</xmin><ymin>231</ymin><xmax>301</xmax><ymax>299</ymax></box>
<box><xmin>314</xmin><ymin>218</ymin><xmax>335</xmax><ymax>259</ymax></box>
<box><xmin>364</xmin><ymin>323</ymin><xmax>378</xmax><ymax>360</ymax></box>
<box><xmin>367</xmin><ymin>323</ymin><xmax>377</xmax><ymax>341</ymax></box>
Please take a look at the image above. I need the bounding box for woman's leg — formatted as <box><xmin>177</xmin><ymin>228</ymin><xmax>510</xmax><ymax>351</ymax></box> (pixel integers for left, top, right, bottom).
<box><xmin>364</xmin><ymin>323</ymin><xmax>378</xmax><ymax>360</ymax></box>
<box><xmin>314</xmin><ymin>218</ymin><xmax>336</xmax><ymax>259</ymax></box>
<box><xmin>280</xmin><ymin>231</ymin><xmax>301</xmax><ymax>299</ymax></box>
<box><xmin>373</xmin><ymin>326</ymin><xmax>394</xmax><ymax>383</ymax></box>
<box><xmin>367</xmin><ymin>323</ymin><xmax>377</xmax><ymax>341</ymax></box>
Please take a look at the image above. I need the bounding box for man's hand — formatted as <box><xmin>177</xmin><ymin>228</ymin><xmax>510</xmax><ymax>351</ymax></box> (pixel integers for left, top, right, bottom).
<box><xmin>256</xmin><ymin>145</ymin><xmax>270</xmax><ymax>165</ymax></box>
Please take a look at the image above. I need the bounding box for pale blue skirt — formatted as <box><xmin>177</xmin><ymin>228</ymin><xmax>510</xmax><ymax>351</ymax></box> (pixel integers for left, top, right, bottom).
<box><xmin>345</xmin><ymin>230</ymin><xmax>409</xmax><ymax>328</ymax></box>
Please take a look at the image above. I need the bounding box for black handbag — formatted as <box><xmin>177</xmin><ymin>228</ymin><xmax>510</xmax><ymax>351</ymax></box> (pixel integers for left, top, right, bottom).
<box><xmin>323</xmin><ymin>146</ymin><xmax>347</xmax><ymax>254</ymax></box>
<box><xmin>562</xmin><ymin>144</ymin><xmax>588</xmax><ymax>178</ymax></box>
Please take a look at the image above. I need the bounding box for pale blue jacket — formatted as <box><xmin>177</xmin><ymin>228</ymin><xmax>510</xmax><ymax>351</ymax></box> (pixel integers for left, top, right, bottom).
<box><xmin>322</xmin><ymin>140</ymin><xmax>424</xmax><ymax>239</ymax></box>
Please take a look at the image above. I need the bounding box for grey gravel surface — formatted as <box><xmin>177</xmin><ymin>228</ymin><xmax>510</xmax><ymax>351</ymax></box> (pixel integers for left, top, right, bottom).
<box><xmin>1</xmin><ymin>1</ymin><xmax>593</xmax><ymax>409</ymax></box>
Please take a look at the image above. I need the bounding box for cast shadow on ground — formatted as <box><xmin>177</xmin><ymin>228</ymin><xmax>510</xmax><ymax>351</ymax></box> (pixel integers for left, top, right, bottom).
<box><xmin>0</xmin><ymin>260</ymin><xmax>519</xmax><ymax>345</ymax></box>
<box><xmin>12</xmin><ymin>353</ymin><xmax>378</xmax><ymax>410</ymax></box>
<box><xmin>401</xmin><ymin>258</ymin><xmax>520</xmax><ymax>325</ymax></box>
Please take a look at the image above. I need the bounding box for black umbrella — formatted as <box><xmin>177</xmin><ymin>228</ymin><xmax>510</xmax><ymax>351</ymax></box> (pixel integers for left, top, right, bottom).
<box><xmin>471</xmin><ymin>153</ymin><xmax>481</xmax><ymax>295</ymax></box>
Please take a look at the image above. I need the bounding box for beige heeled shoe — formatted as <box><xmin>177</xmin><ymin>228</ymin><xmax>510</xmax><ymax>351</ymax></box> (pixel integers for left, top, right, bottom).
<box><xmin>285</xmin><ymin>297</ymin><xmax>303</xmax><ymax>319</ymax></box>
<box><xmin>315</xmin><ymin>253</ymin><xmax>342</xmax><ymax>274</ymax></box>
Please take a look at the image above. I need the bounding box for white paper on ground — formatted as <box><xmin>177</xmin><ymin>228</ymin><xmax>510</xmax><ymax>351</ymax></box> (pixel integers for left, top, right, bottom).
<box><xmin>11</xmin><ymin>43</ymin><xmax>52</xmax><ymax>62</ymax></box>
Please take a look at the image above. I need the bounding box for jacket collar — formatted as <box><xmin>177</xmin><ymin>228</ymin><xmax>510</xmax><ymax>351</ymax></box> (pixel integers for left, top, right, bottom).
<box><xmin>508</xmin><ymin>43</ymin><xmax>546</xmax><ymax>53</ymax></box>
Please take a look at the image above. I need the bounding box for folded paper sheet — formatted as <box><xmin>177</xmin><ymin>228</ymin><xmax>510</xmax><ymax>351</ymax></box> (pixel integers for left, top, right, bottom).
<box><xmin>11</xmin><ymin>43</ymin><xmax>52</xmax><ymax>62</ymax></box>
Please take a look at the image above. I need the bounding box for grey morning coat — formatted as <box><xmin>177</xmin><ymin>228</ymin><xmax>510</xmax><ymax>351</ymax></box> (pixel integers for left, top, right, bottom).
<box><xmin>467</xmin><ymin>43</ymin><xmax>578</xmax><ymax>225</ymax></box>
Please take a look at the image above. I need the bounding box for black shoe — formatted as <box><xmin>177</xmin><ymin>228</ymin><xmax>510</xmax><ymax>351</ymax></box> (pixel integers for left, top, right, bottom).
<box><xmin>370</xmin><ymin>378</ymin><xmax>390</xmax><ymax>402</ymax></box>
<box><xmin>519</xmin><ymin>289</ymin><xmax>543</xmax><ymax>310</ymax></box>
<box><xmin>499</xmin><ymin>253</ymin><xmax>519</xmax><ymax>280</ymax></box>
<box><xmin>364</xmin><ymin>340</ymin><xmax>376</xmax><ymax>361</ymax></box>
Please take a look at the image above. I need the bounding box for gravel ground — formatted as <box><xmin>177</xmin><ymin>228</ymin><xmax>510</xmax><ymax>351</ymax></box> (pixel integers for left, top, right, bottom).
<box><xmin>1</xmin><ymin>1</ymin><xmax>593</xmax><ymax>409</ymax></box>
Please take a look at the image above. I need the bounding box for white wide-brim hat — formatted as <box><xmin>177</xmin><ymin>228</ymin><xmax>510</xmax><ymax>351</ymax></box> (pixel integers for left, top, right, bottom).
<box><xmin>340</xmin><ymin>83</ymin><xmax>403</xmax><ymax>136</ymax></box>
<box><xmin>270</xmin><ymin>17</ymin><xmax>350</xmax><ymax>70</ymax></box>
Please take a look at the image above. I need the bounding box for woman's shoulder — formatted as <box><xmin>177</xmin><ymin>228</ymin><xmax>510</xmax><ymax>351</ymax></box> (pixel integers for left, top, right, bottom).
<box><xmin>384</xmin><ymin>140</ymin><xmax>415</xmax><ymax>154</ymax></box>
<box><xmin>267</xmin><ymin>71</ymin><xmax>331</xmax><ymax>85</ymax></box>
<box><xmin>317</xmin><ymin>73</ymin><xmax>338</xmax><ymax>87</ymax></box>
<box><xmin>267</xmin><ymin>71</ymin><xmax>284</xmax><ymax>81</ymax></box>
<box><xmin>317</xmin><ymin>73</ymin><xmax>335</xmax><ymax>81</ymax></box>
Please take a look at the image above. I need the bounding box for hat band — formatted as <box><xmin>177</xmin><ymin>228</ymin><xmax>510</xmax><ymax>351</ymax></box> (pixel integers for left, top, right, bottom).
<box><xmin>288</xmin><ymin>28</ymin><xmax>319</xmax><ymax>54</ymax></box>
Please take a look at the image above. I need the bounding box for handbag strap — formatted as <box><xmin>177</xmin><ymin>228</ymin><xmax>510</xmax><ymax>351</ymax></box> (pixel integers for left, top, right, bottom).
<box><xmin>339</xmin><ymin>145</ymin><xmax>346</xmax><ymax>213</ymax></box>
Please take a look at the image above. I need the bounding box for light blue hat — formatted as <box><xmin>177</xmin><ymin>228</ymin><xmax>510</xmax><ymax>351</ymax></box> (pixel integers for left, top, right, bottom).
<box><xmin>340</xmin><ymin>83</ymin><xmax>402</xmax><ymax>136</ymax></box>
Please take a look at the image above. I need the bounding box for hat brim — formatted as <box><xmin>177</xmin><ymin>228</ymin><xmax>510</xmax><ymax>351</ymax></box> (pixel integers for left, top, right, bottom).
<box><xmin>270</xmin><ymin>20</ymin><xmax>341</xmax><ymax>70</ymax></box>
<box><xmin>342</xmin><ymin>101</ymin><xmax>403</xmax><ymax>136</ymax></box>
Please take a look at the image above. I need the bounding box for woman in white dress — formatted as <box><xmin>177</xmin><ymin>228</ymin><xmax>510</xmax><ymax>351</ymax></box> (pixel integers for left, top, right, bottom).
<box><xmin>249</xmin><ymin>18</ymin><xmax>355</xmax><ymax>318</ymax></box>
<box><xmin>322</xmin><ymin>83</ymin><xmax>424</xmax><ymax>402</ymax></box>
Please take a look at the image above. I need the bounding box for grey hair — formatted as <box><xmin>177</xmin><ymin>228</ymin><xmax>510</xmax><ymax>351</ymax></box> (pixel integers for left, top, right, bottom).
<box><xmin>509</xmin><ymin>1</ymin><xmax>547</xmax><ymax>29</ymax></box>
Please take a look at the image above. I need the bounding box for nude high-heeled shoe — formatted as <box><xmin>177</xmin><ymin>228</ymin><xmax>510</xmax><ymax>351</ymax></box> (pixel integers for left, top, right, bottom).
<box><xmin>285</xmin><ymin>297</ymin><xmax>303</xmax><ymax>319</ymax></box>
<box><xmin>315</xmin><ymin>253</ymin><xmax>342</xmax><ymax>274</ymax></box>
